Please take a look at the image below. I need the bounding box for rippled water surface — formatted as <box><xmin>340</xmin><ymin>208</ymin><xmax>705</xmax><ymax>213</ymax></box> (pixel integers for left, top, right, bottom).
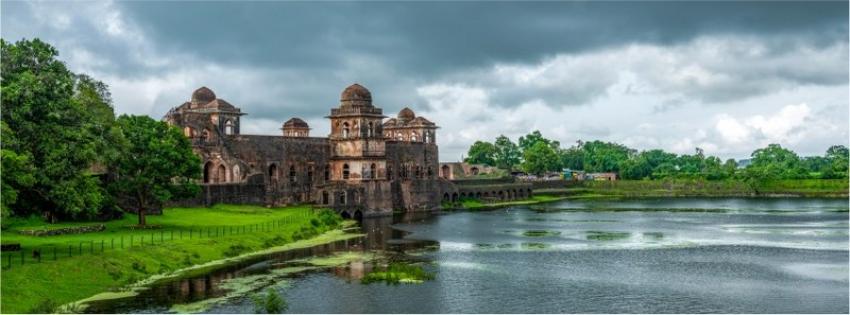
<box><xmin>92</xmin><ymin>198</ymin><xmax>849</xmax><ymax>314</ymax></box>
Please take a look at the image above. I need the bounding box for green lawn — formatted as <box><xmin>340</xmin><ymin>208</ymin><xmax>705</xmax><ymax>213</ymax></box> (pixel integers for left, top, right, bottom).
<box><xmin>535</xmin><ymin>179</ymin><xmax>848</xmax><ymax>198</ymax></box>
<box><xmin>0</xmin><ymin>204</ymin><xmax>346</xmax><ymax>313</ymax></box>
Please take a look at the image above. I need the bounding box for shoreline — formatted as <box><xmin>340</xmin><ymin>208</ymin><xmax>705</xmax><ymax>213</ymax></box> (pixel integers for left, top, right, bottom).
<box><xmin>62</xmin><ymin>226</ymin><xmax>363</xmax><ymax>312</ymax></box>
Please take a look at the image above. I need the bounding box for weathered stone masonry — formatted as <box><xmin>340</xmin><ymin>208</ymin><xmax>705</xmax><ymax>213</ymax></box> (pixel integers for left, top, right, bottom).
<box><xmin>164</xmin><ymin>84</ymin><xmax>460</xmax><ymax>218</ymax></box>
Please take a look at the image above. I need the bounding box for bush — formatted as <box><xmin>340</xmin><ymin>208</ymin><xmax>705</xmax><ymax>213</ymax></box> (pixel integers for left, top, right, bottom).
<box><xmin>251</xmin><ymin>288</ymin><xmax>287</xmax><ymax>313</ymax></box>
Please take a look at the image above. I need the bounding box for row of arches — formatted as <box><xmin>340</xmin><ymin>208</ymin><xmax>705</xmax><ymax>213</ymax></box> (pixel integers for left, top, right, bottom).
<box><xmin>384</xmin><ymin>130</ymin><xmax>435</xmax><ymax>143</ymax></box>
<box><xmin>203</xmin><ymin>162</ymin><xmax>240</xmax><ymax>183</ymax></box>
<box><xmin>444</xmin><ymin>188</ymin><xmax>533</xmax><ymax>203</ymax></box>
<box><xmin>320</xmin><ymin>190</ymin><xmax>360</xmax><ymax>206</ymax></box>
<box><xmin>269</xmin><ymin>163</ymin><xmax>317</xmax><ymax>184</ymax></box>
<box><xmin>340</xmin><ymin>120</ymin><xmax>381</xmax><ymax>139</ymax></box>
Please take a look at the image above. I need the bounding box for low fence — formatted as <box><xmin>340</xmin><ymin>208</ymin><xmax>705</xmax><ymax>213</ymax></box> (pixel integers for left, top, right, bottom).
<box><xmin>1</xmin><ymin>209</ymin><xmax>314</xmax><ymax>270</ymax></box>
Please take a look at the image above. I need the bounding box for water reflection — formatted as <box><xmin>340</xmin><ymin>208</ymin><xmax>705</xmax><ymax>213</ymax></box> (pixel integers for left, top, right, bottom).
<box><xmin>87</xmin><ymin>199</ymin><xmax>849</xmax><ymax>314</ymax></box>
<box><xmin>85</xmin><ymin>212</ymin><xmax>437</xmax><ymax>313</ymax></box>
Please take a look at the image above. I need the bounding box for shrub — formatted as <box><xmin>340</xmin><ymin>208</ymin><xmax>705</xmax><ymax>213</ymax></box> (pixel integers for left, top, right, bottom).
<box><xmin>251</xmin><ymin>288</ymin><xmax>287</xmax><ymax>313</ymax></box>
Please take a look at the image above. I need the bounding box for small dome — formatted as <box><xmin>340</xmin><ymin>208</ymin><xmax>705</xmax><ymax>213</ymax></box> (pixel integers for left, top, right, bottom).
<box><xmin>340</xmin><ymin>83</ymin><xmax>372</xmax><ymax>107</ymax></box>
<box><xmin>398</xmin><ymin>107</ymin><xmax>415</xmax><ymax>121</ymax></box>
<box><xmin>283</xmin><ymin>117</ymin><xmax>309</xmax><ymax>129</ymax></box>
<box><xmin>191</xmin><ymin>86</ymin><xmax>216</xmax><ymax>104</ymax></box>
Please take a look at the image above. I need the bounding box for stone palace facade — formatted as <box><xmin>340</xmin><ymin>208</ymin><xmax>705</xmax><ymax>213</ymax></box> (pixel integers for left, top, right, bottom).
<box><xmin>163</xmin><ymin>84</ymin><xmax>457</xmax><ymax>218</ymax></box>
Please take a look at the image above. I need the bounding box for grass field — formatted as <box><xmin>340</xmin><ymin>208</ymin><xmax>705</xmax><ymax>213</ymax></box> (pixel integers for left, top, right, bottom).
<box><xmin>0</xmin><ymin>204</ymin><xmax>345</xmax><ymax>313</ymax></box>
<box><xmin>534</xmin><ymin>179</ymin><xmax>849</xmax><ymax>198</ymax></box>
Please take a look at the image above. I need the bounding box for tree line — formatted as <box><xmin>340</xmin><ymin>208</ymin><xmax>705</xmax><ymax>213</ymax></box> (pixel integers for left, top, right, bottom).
<box><xmin>2</xmin><ymin>39</ymin><xmax>201</xmax><ymax>224</ymax></box>
<box><xmin>465</xmin><ymin>130</ymin><xmax>849</xmax><ymax>181</ymax></box>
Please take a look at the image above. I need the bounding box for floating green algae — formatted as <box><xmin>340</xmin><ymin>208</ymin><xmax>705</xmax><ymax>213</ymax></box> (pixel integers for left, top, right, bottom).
<box><xmin>522</xmin><ymin>230</ymin><xmax>561</xmax><ymax>237</ymax></box>
<box><xmin>361</xmin><ymin>263</ymin><xmax>435</xmax><ymax>285</ymax></box>
<box><xmin>520</xmin><ymin>242</ymin><xmax>550</xmax><ymax>249</ymax></box>
<box><xmin>586</xmin><ymin>231</ymin><xmax>631</xmax><ymax>241</ymax></box>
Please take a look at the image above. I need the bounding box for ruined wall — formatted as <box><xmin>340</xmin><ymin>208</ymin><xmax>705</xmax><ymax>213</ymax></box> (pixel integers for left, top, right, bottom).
<box><xmin>384</xmin><ymin>141</ymin><xmax>442</xmax><ymax>211</ymax></box>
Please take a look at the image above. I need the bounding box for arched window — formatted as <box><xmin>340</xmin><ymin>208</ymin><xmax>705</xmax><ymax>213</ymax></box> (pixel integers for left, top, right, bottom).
<box><xmin>322</xmin><ymin>191</ymin><xmax>329</xmax><ymax>204</ymax></box>
<box><xmin>424</xmin><ymin>132</ymin><xmax>430</xmax><ymax>143</ymax></box>
<box><xmin>217</xmin><ymin>164</ymin><xmax>227</xmax><ymax>183</ymax></box>
<box><xmin>410</xmin><ymin>132</ymin><xmax>418</xmax><ymax>142</ymax></box>
<box><xmin>183</xmin><ymin>126</ymin><xmax>194</xmax><ymax>138</ymax></box>
<box><xmin>202</xmin><ymin>129</ymin><xmax>211</xmax><ymax>142</ymax></box>
<box><xmin>441</xmin><ymin>165</ymin><xmax>451</xmax><ymax>179</ymax></box>
<box><xmin>307</xmin><ymin>166</ymin><xmax>314</xmax><ymax>183</ymax></box>
<box><xmin>224</xmin><ymin>120</ymin><xmax>234</xmax><ymax>135</ymax></box>
<box><xmin>387</xmin><ymin>164</ymin><xmax>393</xmax><ymax>180</ymax></box>
<box><xmin>396</xmin><ymin>132</ymin><xmax>403</xmax><ymax>141</ymax></box>
<box><xmin>367</xmin><ymin>122</ymin><xmax>374</xmax><ymax>137</ymax></box>
<box><xmin>232</xmin><ymin>165</ymin><xmax>241</xmax><ymax>181</ymax></box>
<box><xmin>269</xmin><ymin>164</ymin><xmax>278</xmax><ymax>181</ymax></box>
<box><xmin>339</xmin><ymin>191</ymin><xmax>347</xmax><ymax>205</ymax></box>
<box><xmin>342</xmin><ymin>122</ymin><xmax>350</xmax><ymax>138</ymax></box>
<box><xmin>342</xmin><ymin>164</ymin><xmax>350</xmax><ymax>180</ymax></box>
<box><xmin>324</xmin><ymin>164</ymin><xmax>330</xmax><ymax>181</ymax></box>
<box><xmin>370</xmin><ymin>163</ymin><xmax>377</xmax><ymax>180</ymax></box>
<box><xmin>289</xmin><ymin>165</ymin><xmax>297</xmax><ymax>183</ymax></box>
<box><xmin>427</xmin><ymin>166</ymin><xmax>433</xmax><ymax>177</ymax></box>
<box><xmin>203</xmin><ymin>162</ymin><xmax>213</xmax><ymax>183</ymax></box>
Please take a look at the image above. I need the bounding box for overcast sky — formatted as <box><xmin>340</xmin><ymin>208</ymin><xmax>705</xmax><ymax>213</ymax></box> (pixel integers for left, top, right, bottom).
<box><xmin>3</xmin><ymin>1</ymin><xmax>847</xmax><ymax>161</ymax></box>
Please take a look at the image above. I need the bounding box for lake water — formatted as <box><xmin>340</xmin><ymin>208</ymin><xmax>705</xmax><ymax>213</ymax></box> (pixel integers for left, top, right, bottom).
<box><xmin>88</xmin><ymin>198</ymin><xmax>849</xmax><ymax>314</ymax></box>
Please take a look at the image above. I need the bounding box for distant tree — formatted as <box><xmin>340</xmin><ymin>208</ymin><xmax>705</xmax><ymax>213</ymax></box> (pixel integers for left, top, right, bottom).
<box><xmin>465</xmin><ymin>141</ymin><xmax>497</xmax><ymax>166</ymax></box>
<box><xmin>745</xmin><ymin>144</ymin><xmax>806</xmax><ymax>180</ymax></box>
<box><xmin>521</xmin><ymin>142</ymin><xmax>561</xmax><ymax>175</ymax></box>
<box><xmin>518</xmin><ymin>130</ymin><xmax>560</xmax><ymax>152</ymax></box>
<box><xmin>559</xmin><ymin>144</ymin><xmax>584</xmax><ymax>170</ymax></box>
<box><xmin>723</xmin><ymin>158</ymin><xmax>739</xmax><ymax>178</ymax></box>
<box><xmin>1</xmin><ymin>38</ymin><xmax>106</xmax><ymax>220</ymax></box>
<box><xmin>824</xmin><ymin>145</ymin><xmax>849</xmax><ymax>179</ymax></box>
<box><xmin>110</xmin><ymin>115</ymin><xmax>201</xmax><ymax>226</ymax></box>
<box><xmin>618</xmin><ymin>156</ymin><xmax>652</xmax><ymax>180</ymax></box>
<box><xmin>493</xmin><ymin>135</ymin><xmax>521</xmax><ymax>170</ymax></box>
<box><xmin>581</xmin><ymin>140</ymin><xmax>634</xmax><ymax>173</ymax></box>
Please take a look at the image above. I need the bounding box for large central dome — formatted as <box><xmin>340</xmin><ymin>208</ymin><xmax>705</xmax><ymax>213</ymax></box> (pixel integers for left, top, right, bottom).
<box><xmin>191</xmin><ymin>86</ymin><xmax>216</xmax><ymax>105</ymax></box>
<box><xmin>340</xmin><ymin>83</ymin><xmax>372</xmax><ymax>107</ymax></box>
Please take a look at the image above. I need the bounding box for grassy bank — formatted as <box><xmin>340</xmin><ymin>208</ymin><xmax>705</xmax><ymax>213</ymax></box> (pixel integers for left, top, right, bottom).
<box><xmin>451</xmin><ymin>195</ymin><xmax>566</xmax><ymax>211</ymax></box>
<box><xmin>534</xmin><ymin>179</ymin><xmax>848</xmax><ymax>198</ymax></box>
<box><xmin>0</xmin><ymin>204</ymin><xmax>347</xmax><ymax>313</ymax></box>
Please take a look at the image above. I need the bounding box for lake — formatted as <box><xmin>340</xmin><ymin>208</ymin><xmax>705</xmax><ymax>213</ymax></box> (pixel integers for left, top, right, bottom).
<box><xmin>87</xmin><ymin>198</ymin><xmax>849</xmax><ymax>314</ymax></box>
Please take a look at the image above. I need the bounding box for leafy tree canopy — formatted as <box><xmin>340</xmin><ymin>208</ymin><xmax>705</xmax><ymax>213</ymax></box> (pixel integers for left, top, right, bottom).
<box><xmin>465</xmin><ymin>141</ymin><xmax>497</xmax><ymax>166</ymax></box>
<box><xmin>110</xmin><ymin>115</ymin><xmax>201</xmax><ymax>225</ymax></box>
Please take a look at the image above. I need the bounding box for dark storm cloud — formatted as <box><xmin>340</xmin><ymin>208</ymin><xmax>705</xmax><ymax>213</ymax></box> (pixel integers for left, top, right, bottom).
<box><xmin>117</xmin><ymin>1</ymin><xmax>847</xmax><ymax>76</ymax></box>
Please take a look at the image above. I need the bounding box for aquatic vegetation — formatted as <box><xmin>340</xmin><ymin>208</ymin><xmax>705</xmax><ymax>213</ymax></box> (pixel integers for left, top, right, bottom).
<box><xmin>522</xmin><ymin>230</ymin><xmax>561</xmax><ymax>237</ymax></box>
<box><xmin>520</xmin><ymin>242</ymin><xmax>550</xmax><ymax>249</ymax></box>
<box><xmin>361</xmin><ymin>263</ymin><xmax>435</xmax><ymax>285</ymax></box>
<box><xmin>586</xmin><ymin>231</ymin><xmax>631</xmax><ymax>241</ymax></box>
<box><xmin>299</xmin><ymin>251</ymin><xmax>376</xmax><ymax>267</ymax></box>
<box><xmin>497</xmin><ymin>243</ymin><xmax>514</xmax><ymax>249</ymax></box>
<box><xmin>475</xmin><ymin>243</ymin><xmax>495</xmax><ymax>249</ymax></box>
<box><xmin>251</xmin><ymin>288</ymin><xmax>287</xmax><ymax>314</ymax></box>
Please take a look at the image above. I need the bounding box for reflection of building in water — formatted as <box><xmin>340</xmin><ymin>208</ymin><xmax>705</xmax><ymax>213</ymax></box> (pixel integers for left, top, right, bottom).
<box><xmin>333</xmin><ymin>261</ymin><xmax>373</xmax><ymax>282</ymax></box>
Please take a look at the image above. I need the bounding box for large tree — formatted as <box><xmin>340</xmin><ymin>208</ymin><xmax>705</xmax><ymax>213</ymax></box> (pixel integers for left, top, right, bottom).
<box><xmin>518</xmin><ymin>130</ymin><xmax>560</xmax><ymax>152</ymax></box>
<box><xmin>464</xmin><ymin>141</ymin><xmax>497</xmax><ymax>166</ymax></box>
<box><xmin>110</xmin><ymin>115</ymin><xmax>201</xmax><ymax>225</ymax></box>
<box><xmin>824</xmin><ymin>145</ymin><xmax>849</xmax><ymax>178</ymax></box>
<box><xmin>521</xmin><ymin>142</ymin><xmax>561</xmax><ymax>175</ymax></box>
<box><xmin>581</xmin><ymin>140</ymin><xmax>634</xmax><ymax>173</ymax></box>
<box><xmin>493</xmin><ymin>135</ymin><xmax>521</xmax><ymax>170</ymax></box>
<box><xmin>745</xmin><ymin>144</ymin><xmax>807</xmax><ymax>180</ymax></box>
<box><xmin>1</xmin><ymin>38</ymin><xmax>108</xmax><ymax>220</ymax></box>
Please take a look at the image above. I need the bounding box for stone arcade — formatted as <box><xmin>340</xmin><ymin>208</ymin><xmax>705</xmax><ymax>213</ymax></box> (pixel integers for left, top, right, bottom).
<box><xmin>163</xmin><ymin>84</ymin><xmax>457</xmax><ymax>218</ymax></box>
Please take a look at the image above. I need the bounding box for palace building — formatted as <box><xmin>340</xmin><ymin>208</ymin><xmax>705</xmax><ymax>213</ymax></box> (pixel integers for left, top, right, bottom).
<box><xmin>163</xmin><ymin>84</ymin><xmax>455</xmax><ymax>218</ymax></box>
